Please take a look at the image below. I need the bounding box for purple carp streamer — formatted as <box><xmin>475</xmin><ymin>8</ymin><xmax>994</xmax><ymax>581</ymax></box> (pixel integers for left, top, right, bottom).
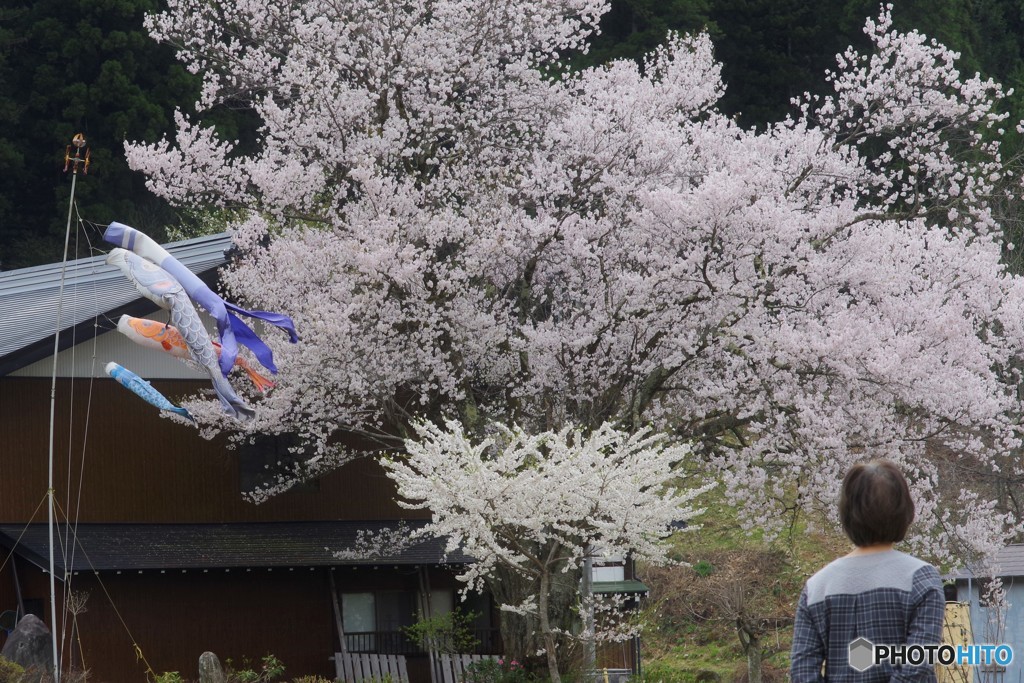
<box><xmin>106</xmin><ymin>248</ymin><xmax>256</xmax><ymax>421</ymax></box>
<box><xmin>104</xmin><ymin>221</ymin><xmax>298</xmax><ymax>376</ymax></box>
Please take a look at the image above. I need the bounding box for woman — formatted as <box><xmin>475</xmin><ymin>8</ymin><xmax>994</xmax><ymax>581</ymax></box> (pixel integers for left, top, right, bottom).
<box><xmin>790</xmin><ymin>460</ymin><xmax>944</xmax><ymax>682</ymax></box>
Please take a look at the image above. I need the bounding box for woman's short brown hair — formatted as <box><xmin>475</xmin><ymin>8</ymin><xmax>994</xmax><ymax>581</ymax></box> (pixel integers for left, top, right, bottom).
<box><xmin>839</xmin><ymin>459</ymin><xmax>915</xmax><ymax>546</ymax></box>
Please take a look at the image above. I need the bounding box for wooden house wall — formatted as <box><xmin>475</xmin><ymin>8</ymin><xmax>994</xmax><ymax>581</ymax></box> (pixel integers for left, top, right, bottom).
<box><xmin>0</xmin><ymin>375</ymin><xmax>482</xmax><ymax>683</ymax></box>
<box><xmin>0</xmin><ymin>565</ymin><xmax>465</xmax><ymax>683</ymax></box>
<box><xmin>0</xmin><ymin>377</ymin><xmax>421</xmax><ymax>523</ymax></box>
<box><xmin>14</xmin><ymin>566</ymin><xmax>337</xmax><ymax>681</ymax></box>
<box><xmin>0</xmin><ymin>559</ymin><xmax>16</xmax><ymax>625</ymax></box>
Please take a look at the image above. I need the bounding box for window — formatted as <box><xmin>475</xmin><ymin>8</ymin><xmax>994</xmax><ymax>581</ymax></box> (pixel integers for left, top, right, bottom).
<box><xmin>342</xmin><ymin>590</ymin><xmax>417</xmax><ymax>653</ymax></box>
<box><xmin>462</xmin><ymin>590</ymin><xmax>500</xmax><ymax>654</ymax></box>
<box><xmin>429</xmin><ymin>589</ymin><xmax>454</xmax><ymax>616</ymax></box>
<box><xmin>376</xmin><ymin>591</ymin><xmax>415</xmax><ymax>632</ymax></box>
<box><xmin>342</xmin><ymin>592</ymin><xmax>376</xmax><ymax>650</ymax></box>
<box><xmin>592</xmin><ymin>554</ymin><xmax>625</xmax><ymax>582</ymax></box>
<box><xmin>593</xmin><ymin>564</ymin><xmax>625</xmax><ymax>582</ymax></box>
<box><xmin>342</xmin><ymin>593</ymin><xmax>376</xmax><ymax>632</ymax></box>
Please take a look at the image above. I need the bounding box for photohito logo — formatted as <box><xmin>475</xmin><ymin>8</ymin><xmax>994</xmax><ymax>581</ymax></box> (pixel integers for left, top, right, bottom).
<box><xmin>848</xmin><ymin>637</ymin><xmax>1013</xmax><ymax>671</ymax></box>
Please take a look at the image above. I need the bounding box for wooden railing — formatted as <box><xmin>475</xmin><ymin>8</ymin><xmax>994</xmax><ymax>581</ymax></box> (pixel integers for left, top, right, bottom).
<box><xmin>344</xmin><ymin>628</ymin><xmax>502</xmax><ymax>656</ymax></box>
<box><xmin>469</xmin><ymin>628</ymin><xmax>502</xmax><ymax>655</ymax></box>
<box><xmin>436</xmin><ymin>654</ymin><xmax>499</xmax><ymax>683</ymax></box>
<box><xmin>334</xmin><ymin>652</ymin><xmax>410</xmax><ymax>683</ymax></box>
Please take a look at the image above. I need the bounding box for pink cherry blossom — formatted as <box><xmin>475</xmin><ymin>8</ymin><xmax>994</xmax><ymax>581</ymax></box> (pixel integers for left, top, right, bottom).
<box><xmin>129</xmin><ymin>1</ymin><xmax>1024</xmax><ymax>568</ymax></box>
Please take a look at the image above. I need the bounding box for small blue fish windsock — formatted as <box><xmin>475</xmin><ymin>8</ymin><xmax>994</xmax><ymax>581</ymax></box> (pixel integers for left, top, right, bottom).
<box><xmin>105</xmin><ymin>362</ymin><xmax>194</xmax><ymax>422</ymax></box>
<box><xmin>103</xmin><ymin>221</ymin><xmax>298</xmax><ymax>377</ymax></box>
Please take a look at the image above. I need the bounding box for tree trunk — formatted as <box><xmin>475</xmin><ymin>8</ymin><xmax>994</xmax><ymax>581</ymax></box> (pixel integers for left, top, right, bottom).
<box><xmin>742</xmin><ymin>631</ymin><xmax>761</xmax><ymax>683</ymax></box>
<box><xmin>538</xmin><ymin>568</ymin><xmax>561</xmax><ymax>683</ymax></box>
<box><xmin>488</xmin><ymin>568</ymin><xmax>539</xmax><ymax>662</ymax></box>
<box><xmin>736</xmin><ymin>620</ymin><xmax>761</xmax><ymax>683</ymax></box>
<box><xmin>485</xmin><ymin>555</ymin><xmax>580</xmax><ymax>671</ymax></box>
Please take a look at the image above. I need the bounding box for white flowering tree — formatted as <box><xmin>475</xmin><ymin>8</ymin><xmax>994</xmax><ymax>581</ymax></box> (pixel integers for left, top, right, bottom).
<box><xmin>128</xmin><ymin>0</ymin><xmax>1024</xmax><ymax>564</ymax></box>
<box><xmin>383</xmin><ymin>421</ymin><xmax>709</xmax><ymax>682</ymax></box>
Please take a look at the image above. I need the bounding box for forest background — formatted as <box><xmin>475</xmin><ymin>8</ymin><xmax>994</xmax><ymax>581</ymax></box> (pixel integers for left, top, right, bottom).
<box><xmin>2</xmin><ymin>0</ymin><xmax>1023</xmax><ymax>269</ymax></box>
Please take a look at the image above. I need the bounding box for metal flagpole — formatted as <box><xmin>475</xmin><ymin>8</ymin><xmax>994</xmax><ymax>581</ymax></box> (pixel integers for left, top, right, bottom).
<box><xmin>46</xmin><ymin>133</ymin><xmax>91</xmax><ymax>683</ymax></box>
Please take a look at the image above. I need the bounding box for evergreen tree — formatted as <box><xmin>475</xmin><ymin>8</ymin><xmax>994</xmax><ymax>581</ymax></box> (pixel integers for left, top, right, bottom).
<box><xmin>710</xmin><ymin>0</ymin><xmax>848</xmax><ymax>125</ymax></box>
<box><xmin>0</xmin><ymin>0</ymin><xmax>250</xmax><ymax>269</ymax></box>
<box><xmin>581</xmin><ymin>0</ymin><xmax>716</xmax><ymax>67</ymax></box>
<box><xmin>577</xmin><ymin>0</ymin><xmax>853</xmax><ymax>126</ymax></box>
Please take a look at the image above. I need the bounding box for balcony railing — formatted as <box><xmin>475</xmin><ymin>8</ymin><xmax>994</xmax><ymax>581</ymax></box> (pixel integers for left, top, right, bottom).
<box><xmin>344</xmin><ymin>630</ymin><xmax>418</xmax><ymax>655</ymax></box>
<box><xmin>344</xmin><ymin>628</ymin><xmax>503</xmax><ymax>656</ymax></box>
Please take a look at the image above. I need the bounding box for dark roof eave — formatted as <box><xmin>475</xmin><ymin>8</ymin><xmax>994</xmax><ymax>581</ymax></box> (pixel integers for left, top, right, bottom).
<box><xmin>0</xmin><ymin>521</ymin><xmax>473</xmax><ymax>573</ymax></box>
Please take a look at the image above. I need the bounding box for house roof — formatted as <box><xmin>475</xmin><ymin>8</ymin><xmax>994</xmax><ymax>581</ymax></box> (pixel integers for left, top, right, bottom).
<box><xmin>592</xmin><ymin>580</ymin><xmax>649</xmax><ymax>595</ymax></box>
<box><xmin>949</xmin><ymin>544</ymin><xmax>1024</xmax><ymax>579</ymax></box>
<box><xmin>0</xmin><ymin>232</ymin><xmax>231</xmax><ymax>376</ymax></box>
<box><xmin>0</xmin><ymin>521</ymin><xmax>472</xmax><ymax>573</ymax></box>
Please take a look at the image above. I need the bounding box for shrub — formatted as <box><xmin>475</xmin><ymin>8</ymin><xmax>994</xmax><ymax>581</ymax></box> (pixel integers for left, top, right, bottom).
<box><xmin>463</xmin><ymin>658</ymin><xmax>530</xmax><ymax>683</ymax></box>
<box><xmin>151</xmin><ymin>672</ymin><xmax>186</xmax><ymax>683</ymax></box>
<box><xmin>403</xmin><ymin>609</ymin><xmax>480</xmax><ymax>655</ymax></box>
<box><xmin>0</xmin><ymin>657</ymin><xmax>25</xmax><ymax>683</ymax></box>
<box><xmin>225</xmin><ymin>654</ymin><xmax>285</xmax><ymax>683</ymax></box>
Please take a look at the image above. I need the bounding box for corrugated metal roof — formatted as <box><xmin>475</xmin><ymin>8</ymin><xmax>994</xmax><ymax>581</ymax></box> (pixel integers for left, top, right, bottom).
<box><xmin>0</xmin><ymin>233</ymin><xmax>231</xmax><ymax>376</ymax></box>
<box><xmin>0</xmin><ymin>521</ymin><xmax>472</xmax><ymax>573</ymax></box>
<box><xmin>949</xmin><ymin>544</ymin><xmax>1024</xmax><ymax>578</ymax></box>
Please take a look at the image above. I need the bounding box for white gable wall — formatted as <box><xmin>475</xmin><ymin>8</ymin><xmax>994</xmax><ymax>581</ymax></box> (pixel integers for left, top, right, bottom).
<box><xmin>11</xmin><ymin>312</ymin><xmax>209</xmax><ymax>379</ymax></box>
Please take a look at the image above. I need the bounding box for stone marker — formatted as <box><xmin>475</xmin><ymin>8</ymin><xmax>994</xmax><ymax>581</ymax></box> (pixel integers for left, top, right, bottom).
<box><xmin>0</xmin><ymin>614</ymin><xmax>54</xmax><ymax>683</ymax></box>
<box><xmin>199</xmin><ymin>651</ymin><xmax>227</xmax><ymax>683</ymax></box>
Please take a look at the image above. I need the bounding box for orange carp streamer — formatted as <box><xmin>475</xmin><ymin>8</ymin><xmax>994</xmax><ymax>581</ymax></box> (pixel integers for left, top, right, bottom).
<box><xmin>117</xmin><ymin>315</ymin><xmax>275</xmax><ymax>393</ymax></box>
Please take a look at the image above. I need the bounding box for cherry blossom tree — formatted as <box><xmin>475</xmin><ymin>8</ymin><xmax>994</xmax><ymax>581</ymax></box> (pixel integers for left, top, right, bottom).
<box><xmin>382</xmin><ymin>421</ymin><xmax>710</xmax><ymax>682</ymax></box>
<box><xmin>127</xmin><ymin>0</ymin><xmax>1024</xmax><ymax>564</ymax></box>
